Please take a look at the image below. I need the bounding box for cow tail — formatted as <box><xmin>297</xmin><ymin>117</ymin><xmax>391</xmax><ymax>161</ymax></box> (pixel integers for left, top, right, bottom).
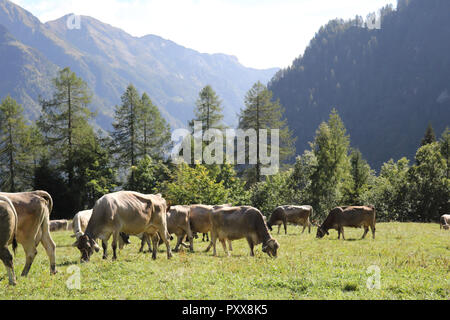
<box><xmin>12</xmin><ymin>237</ymin><xmax>17</xmax><ymax>254</ymax></box>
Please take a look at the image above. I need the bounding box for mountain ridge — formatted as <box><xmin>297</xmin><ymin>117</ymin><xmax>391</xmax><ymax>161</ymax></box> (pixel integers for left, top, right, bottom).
<box><xmin>0</xmin><ymin>0</ymin><xmax>278</xmax><ymax>130</ymax></box>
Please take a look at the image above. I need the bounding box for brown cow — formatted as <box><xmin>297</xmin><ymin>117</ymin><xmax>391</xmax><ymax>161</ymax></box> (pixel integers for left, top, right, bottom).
<box><xmin>267</xmin><ymin>205</ymin><xmax>313</xmax><ymax>235</ymax></box>
<box><xmin>120</xmin><ymin>206</ymin><xmax>192</xmax><ymax>253</ymax></box>
<box><xmin>74</xmin><ymin>191</ymin><xmax>172</xmax><ymax>262</ymax></box>
<box><xmin>440</xmin><ymin>214</ymin><xmax>450</xmax><ymax>230</ymax></box>
<box><xmin>190</xmin><ymin>204</ymin><xmax>233</xmax><ymax>251</ymax></box>
<box><xmin>316</xmin><ymin>206</ymin><xmax>376</xmax><ymax>240</ymax></box>
<box><xmin>0</xmin><ymin>195</ymin><xmax>18</xmax><ymax>285</ymax></box>
<box><xmin>0</xmin><ymin>191</ymin><xmax>56</xmax><ymax>276</ymax></box>
<box><xmin>50</xmin><ymin>219</ymin><xmax>70</xmax><ymax>232</ymax></box>
<box><xmin>206</xmin><ymin>206</ymin><xmax>280</xmax><ymax>257</ymax></box>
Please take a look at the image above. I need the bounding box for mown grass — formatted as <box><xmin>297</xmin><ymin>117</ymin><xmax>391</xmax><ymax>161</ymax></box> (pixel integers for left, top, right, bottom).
<box><xmin>0</xmin><ymin>223</ymin><xmax>448</xmax><ymax>300</ymax></box>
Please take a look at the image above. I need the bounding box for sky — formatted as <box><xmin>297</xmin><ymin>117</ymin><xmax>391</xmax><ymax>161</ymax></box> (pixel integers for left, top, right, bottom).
<box><xmin>14</xmin><ymin>0</ymin><xmax>397</xmax><ymax>70</ymax></box>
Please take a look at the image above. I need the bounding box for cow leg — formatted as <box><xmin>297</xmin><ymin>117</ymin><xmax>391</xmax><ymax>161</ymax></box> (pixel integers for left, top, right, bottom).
<box><xmin>150</xmin><ymin>234</ymin><xmax>159</xmax><ymax>260</ymax></box>
<box><xmin>340</xmin><ymin>227</ymin><xmax>345</xmax><ymax>240</ymax></box>
<box><xmin>362</xmin><ymin>227</ymin><xmax>369</xmax><ymax>239</ymax></box>
<box><xmin>228</xmin><ymin>240</ymin><xmax>233</xmax><ymax>252</ymax></box>
<box><xmin>157</xmin><ymin>225</ymin><xmax>173</xmax><ymax>260</ymax></box>
<box><xmin>220</xmin><ymin>239</ymin><xmax>229</xmax><ymax>257</ymax></box>
<box><xmin>102</xmin><ymin>240</ymin><xmax>108</xmax><ymax>259</ymax></box>
<box><xmin>308</xmin><ymin>222</ymin><xmax>311</xmax><ymax>234</ymax></box>
<box><xmin>283</xmin><ymin>219</ymin><xmax>288</xmax><ymax>235</ymax></box>
<box><xmin>0</xmin><ymin>247</ymin><xmax>16</xmax><ymax>286</ymax></box>
<box><xmin>111</xmin><ymin>232</ymin><xmax>119</xmax><ymax>261</ymax></box>
<box><xmin>210</xmin><ymin>233</ymin><xmax>218</xmax><ymax>256</ymax></box>
<box><xmin>301</xmin><ymin>225</ymin><xmax>306</xmax><ymax>234</ymax></box>
<box><xmin>40</xmin><ymin>221</ymin><xmax>57</xmax><ymax>275</ymax></box>
<box><xmin>371</xmin><ymin>225</ymin><xmax>376</xmax><ymax>239</ymax></box>
<box><xmin>174</xmin><ymin>235</ymin><xmax>184</xmax><ymax>252</ymax></box>
<box><xmin>21</xmin><ymin>241</ymin><xmax>37</xmax><ymax>277</ymax></box>
<box><xmin>277</xmin><ymin>224</ymin><xmax>281</xmax><ymax>235</ymax></box>
<box><xmin>246</xmin><ymin>239</ymin><xmax>255</xmax><ymax>257</ymax></box>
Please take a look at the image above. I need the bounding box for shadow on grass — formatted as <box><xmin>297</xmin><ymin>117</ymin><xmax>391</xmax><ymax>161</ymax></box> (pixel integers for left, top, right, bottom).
<box><xmin>57</xmin><ymin>260</ymin><xmax>79</xmax><ymax>267</ymax></box>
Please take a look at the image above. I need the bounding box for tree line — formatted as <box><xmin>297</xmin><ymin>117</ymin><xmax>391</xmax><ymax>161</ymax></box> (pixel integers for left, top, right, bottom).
<box><xmin>0</xmin><ymin>67</ymin><xmax>448</xmax><ymax>222</ymax></box>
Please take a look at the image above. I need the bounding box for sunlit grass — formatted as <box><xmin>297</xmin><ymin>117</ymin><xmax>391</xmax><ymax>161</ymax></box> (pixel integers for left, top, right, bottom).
<box><xmin>0</xmin><ymin>223</ymin><xmax>448</xmax><ymax>300</ymax></box>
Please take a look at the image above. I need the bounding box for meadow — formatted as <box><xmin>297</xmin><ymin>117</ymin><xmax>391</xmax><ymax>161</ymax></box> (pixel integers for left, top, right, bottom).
<box><xmin>0</xmin><ymin>223</ymin><xmax>448</xmax><ymax>300</ymax></box>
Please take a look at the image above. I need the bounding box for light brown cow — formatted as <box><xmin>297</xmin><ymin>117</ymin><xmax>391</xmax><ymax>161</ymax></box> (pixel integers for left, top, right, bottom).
<box><xmin>119</xmin><ymin>206</ymin><xmax>192</xmax><ymax>253</ymax></box>
<box><xmin>189</xmin><ymin>204</ymin><xmax>233</xmax><ymax>251</ymax></box>
<box><xmin>206</xmin><ymin>206</ymin><xmax>280</xmax><ymax>257</ymax></box>
<box><xmin>440</xmin><ymin>214</ymin><xmax>450</xmax><ymax>230</ymax></box>
<box><xmin>267</xmin><ymin>205</ymin><xmax>313</xmax><ymax>235</ymax></box>
<box><xmin>71</xmin><ymin>209</ymin><xmax>93</xmax><ymax>239</ymax></box>
<box><xmin>50</xmin><ymin>219</ymin><xmax>70</xmax><ymax>232</ymax></box>
<box><xmin>316</xmin><ymin>206</ymin><xmax>376</xmax><ymax>240</ymax></box>
<box><xmin>74</xmin><ymin>191</ymin><xmax>172</xmax><ymax>262</ymax></box>
<box><xmin>0</xmin><ymin>195</ymin><xmax>18</xmax><ymax>285</ymax></box>
<box><xmin>0</xmin><ymin>191</ymin><xmax>57</xmax><ymax>276</ymax></box>
<box><xmin>166</xmin><ymin>205</ymin><xmax>194</xmax><ymax>252</ymax></box>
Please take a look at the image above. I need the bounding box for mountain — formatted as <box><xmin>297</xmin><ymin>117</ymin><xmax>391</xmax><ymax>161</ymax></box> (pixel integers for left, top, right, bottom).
<box><xmin>0</xmin><ymin>24</ymin><xmax>58</xmax><ymax>119</ymax></box>
<box><xmin>269</xmin><ymin>0</ymin><xmax>450</xmax><ymax>170</ymax></box>
<box><xmin>0</xmin><ymin>0</ymin><xmax>278</xmax><ymax>129</ymax></box>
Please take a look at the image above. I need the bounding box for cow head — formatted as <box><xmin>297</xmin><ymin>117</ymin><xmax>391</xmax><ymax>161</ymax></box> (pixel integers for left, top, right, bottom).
<box><xmin>262</xmin><ymin>238</ymin><xmax>280</xmax><ymax>258</ymax></box>
<box><xmin>316</xmin><ymin>226</ymin><xmax>329</xmax><ymax>239</ymax></box>
<box><xmin>74</xmin><ymin>234</ymin><xmax>100</xmax><ymax>263</ymax></box>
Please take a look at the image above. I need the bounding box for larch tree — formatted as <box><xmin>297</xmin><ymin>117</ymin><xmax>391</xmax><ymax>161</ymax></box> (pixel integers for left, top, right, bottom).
<box><xmin>238</xmin><ymin>81</ymin><xmax>295</xmax><ymax>184</ymax></box>
<box><xmin>0</xmin><ymin>96</ymin><xmax>33</xmax><ymax>191</ymax></box>
<box><xmin>38</xmin><ymin>67</ymin><xmax>94</xmax><ymax>189</ymax></box>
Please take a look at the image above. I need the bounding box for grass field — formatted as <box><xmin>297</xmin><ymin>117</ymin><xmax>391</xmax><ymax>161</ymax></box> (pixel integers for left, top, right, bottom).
<box><xmin>0</xmin><ymin>223</ymin><xmax>448</xmax><ymax>300</ymax></box>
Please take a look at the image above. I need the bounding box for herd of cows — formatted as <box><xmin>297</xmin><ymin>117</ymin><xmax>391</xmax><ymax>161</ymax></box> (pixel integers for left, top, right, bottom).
<box><xmin>0</xmin><ymin>190</ymin><xmax>449</xmax><ymax>286</ymax></box>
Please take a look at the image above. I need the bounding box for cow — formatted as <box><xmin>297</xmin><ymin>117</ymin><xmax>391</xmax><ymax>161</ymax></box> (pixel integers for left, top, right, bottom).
<box><xmin>50</xmin><ymin>219</ymin><xmax>70</xmax><ymax>232</ymax></box>
<box><xmin>0</xmin><ymin>191</ymin><xmax>56</xmax><ymax>276</ymax></box>
<box><xmin>71</xmin><ymin>209</ymin><xmax>93</xmax><ymax>239</ymax></box>
<box><xmin>267</xmin><ymin>205</ymin><xmax>313</xmax><ymax>235</ymax></box>
<box><xmin>124</xmin><ymin>206</ymin><xmax>193</xmax><ymax>253</ymax></box>
<box><xmin>74</xmin><ymin>191</ymin><xmax>172</xmax><ymax>262</ymax></box>
<box><xmin>440</xmin><ymin>214</ymin><xmax>450</xmax><ymax>230</ymax></box>
<box><xmin>316</xmin><ymin>206</ymin><xmax>376</xmax><ymax>240</ymax></box>
<box><xmin>206</xmin><ymin>206</ymin><xmax>280</xmax><ymax>257</ymax></box>
<box><xmin>0</xmin><ymin>195</ymin><xmax>18</xmax><ymax>285</ymax></box>
<box><xmin>190</xmin><ymin>204</ymin><xmax>233</xmax><ymax>251</ymax></box>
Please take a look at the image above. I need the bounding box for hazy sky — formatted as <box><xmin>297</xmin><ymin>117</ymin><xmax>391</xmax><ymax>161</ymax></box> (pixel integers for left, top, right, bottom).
<box><xmin>15</xmin><ymin>0</ymin><xmax>397</xmax><ymax>69</ymax></box>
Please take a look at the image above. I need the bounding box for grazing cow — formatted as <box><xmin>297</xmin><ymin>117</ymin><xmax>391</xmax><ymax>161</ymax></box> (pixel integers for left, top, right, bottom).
<box><xmin>0</xmin><ymin>195</ymin><xmax>18</xmax><ymax>285</ymax></box>
<box><xmin>267</xmin><ymin>205</ymin><xmax>313</xmax><ymax>235</ymax></box>
<box><xmin>74</xmin><ymin>191</ymin><xmax>172</xmax><ymax>262</ymax></box>
<box><xmin>440</xmin><ymin>215</ymin><xmax>450</xmax><ymax>230</ymax></box>
<box><xmin>0</xmin><ymin>191</ymin><xmax>56</xmax><ymax>276</ymax></box>
<box><xmin>206</xmin><ymin>206</ymin><xmax>280</xmax><ymax>257</ymax></box>
<box><xmin>50</xmin><ymin>219</ymin><xmax>70</xmax><ymax>232</ymax></box>
<box><xmin>316</xmin><ymin>206</ymin><xmax>376</xmax><ymax>240</ymax></box>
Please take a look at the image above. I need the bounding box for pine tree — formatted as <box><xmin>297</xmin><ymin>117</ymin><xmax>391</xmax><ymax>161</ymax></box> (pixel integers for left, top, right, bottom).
<box><xmin>139</xmin><ymin>93</ymin><xmax>171</xmax><ymax>159</ymax></box>
<box><xmin>0</xmin><ymin>96</ymin><xmax>34</xmax><ymax>191</ymax></box>
<box><xmin>343</xmin><ymin>149</ymin><xmax>372</xmax><ymax>205</ymax></box>
<box><xmin>189</xmin><ymin>85</ymin><xmax>225</xmax><ymax>132</ymax></box>
<box><xmin>111</xmin><ymin>84</ymin><xmax>142</xmax><ymax>188</ymax></box>
<box><xmin>421</xmin><ymin>122</ymin><xmax>436</xmax><ymax>147</ymax></box>
<box><xmin>38</xmin><ymin>67</ymin><xmax>94</xmax><ymax>189</ymax></box>
<box><xmin>238</xmin><ymin>82</ymin><xmax>296</xmax><ymax>183</ymax></box>
<box><xmin>308</xmin><ymin>109</ymin><xmax>350</xmax><ymax>217</ymax></box>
